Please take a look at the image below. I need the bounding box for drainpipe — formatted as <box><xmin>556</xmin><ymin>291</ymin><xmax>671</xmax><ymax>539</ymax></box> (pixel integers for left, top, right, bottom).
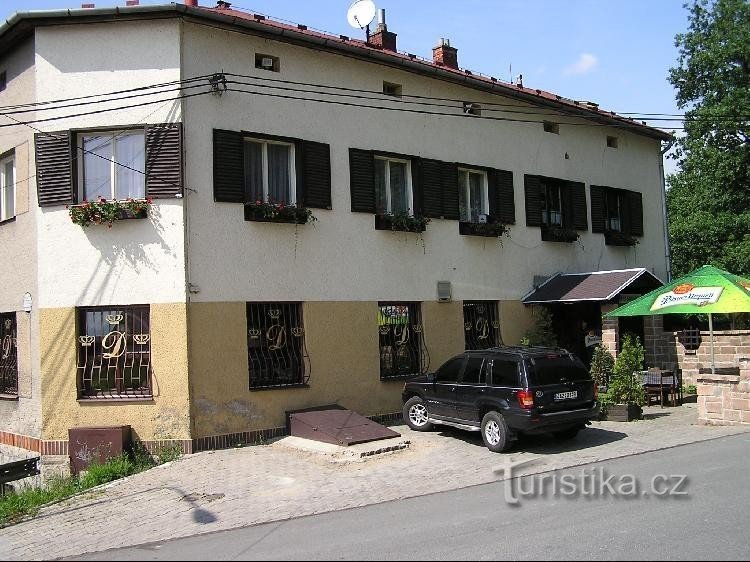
<box><xmin>659</xmin><ymin>140</ymin><xmax>675</xmax><ymax>282</ymax></box>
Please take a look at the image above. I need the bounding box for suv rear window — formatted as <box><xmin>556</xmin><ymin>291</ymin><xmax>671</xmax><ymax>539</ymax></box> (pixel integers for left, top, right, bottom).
<box><xmin>491</xmin><ymin>359</ymin><xmax>520</xmax><ymax>387</ymax></box>
<box><xmin>526</xmin><ymin>355</ymin><xmax>591</xmax><ymax>386</ymax></box>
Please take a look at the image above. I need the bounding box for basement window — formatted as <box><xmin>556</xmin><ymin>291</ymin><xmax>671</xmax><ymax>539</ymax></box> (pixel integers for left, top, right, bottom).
<box><xmin>255</xmin><ymin>54</ymin><xmax>280</xmax><ymax>72</ymax></box>
<box><xmin>383</xmin><ymin>81</ymin><xmax>402</xmax><ymax>97</ymax></box>
<box><xmin>607</xmin><ymin>136</ymin><xmax>619</xmax><ymax>148</ymax></box>
<box><xmin>543</xmin><ymin>121</ymin><xmax>559</xmax><ymax>134</ymax></box>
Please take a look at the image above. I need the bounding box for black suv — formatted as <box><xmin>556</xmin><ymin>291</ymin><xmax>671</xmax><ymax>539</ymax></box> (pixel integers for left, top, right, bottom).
<box><xmin>402</xmin><ymin>346</ymin><xmax>599</xmax><ymax>452</ymax></box>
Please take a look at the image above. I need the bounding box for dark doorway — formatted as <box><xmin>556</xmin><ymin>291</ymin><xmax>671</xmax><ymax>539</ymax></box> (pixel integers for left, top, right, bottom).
<box><xmin>549</xmin><ymin>303</ymin><xmax>602</xmax><ymax>367</ymax></box>
<box><xmin>618</xmin><ymin>315</ymin><xmax>645</xmax><ymax>350</ymax></box>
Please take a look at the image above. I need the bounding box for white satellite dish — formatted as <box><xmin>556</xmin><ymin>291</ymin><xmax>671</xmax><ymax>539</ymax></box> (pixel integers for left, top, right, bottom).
<box><xmin>347</xmin><ymin>0</ymin><xmax>377</xmax><ymax>30</ymax></box>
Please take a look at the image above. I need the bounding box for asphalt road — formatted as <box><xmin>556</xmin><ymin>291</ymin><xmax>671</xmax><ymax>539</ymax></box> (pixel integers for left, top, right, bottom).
<box><xmin>71</xmin><ymin>433</ymin><xmax>750</xmax><ymax>561</ymax></box>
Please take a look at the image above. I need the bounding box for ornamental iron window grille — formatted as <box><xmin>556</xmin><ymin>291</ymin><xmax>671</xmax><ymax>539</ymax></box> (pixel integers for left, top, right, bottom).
<box><xmin>378</xmin><ymin>302</ymin><xmax>429</xmax><ymax>380</ymax></box>
<box><xmin>77</xmin><ymin>306</ymin><xmax>152</xmax><ymax>398</ymax></box>
<box><xmin>247</xmin><ymin>302</ymin><xmax>310</xmax><ymax>389</ymax></box>
<box><xmin>463</xmin><ymin>301</ymin><xmax>502</xmax><ymax>350</ymax></box>
<box><xmin>0</xmin><ymin>313</ymin><xmax>18</xmax><ymax>395</ymax></box>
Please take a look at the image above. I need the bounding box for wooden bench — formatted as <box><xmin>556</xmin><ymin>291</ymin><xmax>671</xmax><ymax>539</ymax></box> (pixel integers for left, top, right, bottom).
<box><xmin>0</xmin><ymin>457</ymin><xmax>40</xmax><ymax>495</ymax></box>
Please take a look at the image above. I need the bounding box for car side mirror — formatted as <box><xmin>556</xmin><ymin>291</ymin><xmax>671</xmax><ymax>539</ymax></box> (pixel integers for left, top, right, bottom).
<box><xmin>426</xmin><ymin>373</ymin><xmax>436</xmax><ymax>383</ymax></box>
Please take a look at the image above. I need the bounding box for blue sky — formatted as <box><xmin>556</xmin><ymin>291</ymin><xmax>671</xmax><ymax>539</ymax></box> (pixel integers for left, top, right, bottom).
<box><xmin>2</xmin><ymin>0</ymin><xmax>690</xmax><ymax>169</ymax></box>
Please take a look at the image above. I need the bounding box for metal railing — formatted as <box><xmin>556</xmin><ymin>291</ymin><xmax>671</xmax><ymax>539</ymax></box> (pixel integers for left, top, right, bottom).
<box><xmin>463</xmin><ymin>301</ymin><xmax>502</xmax><ymax>350</ymax></box>
<box><xmin>0</xmin><ymin>313</ymin><xmax>17</xmax><ymax>396</ymax></box>
<box><xmin>378</xmin><ymin>302</ymin><xmax>429</xmax><ymax>380</ymax></box>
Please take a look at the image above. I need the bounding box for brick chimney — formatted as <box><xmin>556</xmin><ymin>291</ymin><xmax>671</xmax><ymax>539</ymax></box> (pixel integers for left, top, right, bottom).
<box><xmin>184</xmin><ymin>0</ymin><xmax>199</xmax><ymax>6</ymax></box>
<box><xmin>433</xmin><ymin>38</ymin><xmax>458</xmax><ymax>70</ymax></box>
<box><xmin>125</xmin><ymin>0</ymin><xmax>140</xmax><ymax>5</ymax></box>
<box><xmin>368</xmin><ymin>9</ymin><xmax>397</xmax><ymax>52</ymax></box>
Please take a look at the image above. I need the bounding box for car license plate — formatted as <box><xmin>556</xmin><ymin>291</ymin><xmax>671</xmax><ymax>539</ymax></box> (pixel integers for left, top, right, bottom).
<box><xmin>554</xmin><ymin>391</ymin><xmax>578</xmax><ymax>401</ymax></box>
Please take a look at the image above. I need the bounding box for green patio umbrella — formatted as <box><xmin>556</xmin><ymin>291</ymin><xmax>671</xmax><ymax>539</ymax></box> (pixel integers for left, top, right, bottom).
<box><xmin>606</xmin><ymin>265</ymin><xmax>750</xmax><ymax>374</ymax></box>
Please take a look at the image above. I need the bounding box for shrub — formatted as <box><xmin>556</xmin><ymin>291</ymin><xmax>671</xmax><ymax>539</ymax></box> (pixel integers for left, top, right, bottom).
<box><xmin>589</xmin><ymin>344</ymin><xmax>615</xmax><ymax>389</ymax></box>
<box><xmin>608</xmin><ymin>334</ymin><xmax>646</xmax><ymax>406</ymax></box>
<box><xmin>522</xmin><ymin>306</ymin><xmax>557</xmax><ymax>347</ymax></box>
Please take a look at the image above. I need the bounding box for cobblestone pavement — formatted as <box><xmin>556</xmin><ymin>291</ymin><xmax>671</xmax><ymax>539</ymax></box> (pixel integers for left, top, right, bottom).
<box><xmin>1</xmin><ymin>404</ymin><xmax>748</xmax><ymax>560</ymax></box>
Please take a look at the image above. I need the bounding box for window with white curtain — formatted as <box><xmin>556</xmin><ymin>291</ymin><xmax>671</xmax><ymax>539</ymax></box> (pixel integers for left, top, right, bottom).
<box><xmin>458</xmin><ymin>168</ymin><xmax>488</xmax><ymax>223</ymax></box>
<box><xmin>244</xmin><ymin>139</ymin><xmax>296</xmax><ymax>204</ymax></box>
<box><xmin>375</xmin><ymin>156</ymin><xmax>412</xmax><ymax>215</ymax></box>
<box><xmin>0</xmin><ymin>153</ymin><xmax>14</xmax><ymax>221</ymax></box>
<box><xmin>78</xmin><ymin>131</ymin><xmax>145</xmax><ymax>201</ymax></box>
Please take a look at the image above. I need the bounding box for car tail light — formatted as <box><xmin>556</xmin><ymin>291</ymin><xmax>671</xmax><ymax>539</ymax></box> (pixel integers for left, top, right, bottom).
<box><xmin>517</xmin><ymin>390</ymin><xmax>534</xmax><ymax>410</ymax></box>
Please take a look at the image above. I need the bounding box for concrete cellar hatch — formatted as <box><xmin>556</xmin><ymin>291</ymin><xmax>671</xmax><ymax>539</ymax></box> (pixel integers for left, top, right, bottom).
<box><xmin>286</xmin><ymin>405</ymin><xmax>400</xmax><ymax>446</ymax></box>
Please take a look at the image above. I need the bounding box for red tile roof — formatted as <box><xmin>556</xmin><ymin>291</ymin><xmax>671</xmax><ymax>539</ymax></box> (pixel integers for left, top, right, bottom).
<box><xmin>197</xmin><ymin>5</ymin><xmax>671</xmax><ymax>140</ymax></box>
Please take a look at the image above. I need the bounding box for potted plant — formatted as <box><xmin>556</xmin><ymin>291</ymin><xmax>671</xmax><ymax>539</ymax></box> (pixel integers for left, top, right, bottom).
<box><xmin>541</xmin><ymin>225</ymin><xmax>580</xmax><ymax>243</ymax></box>
<box><xmin>67</xmin><ymin>197</ymin><xmax>153</xmax><ymax>228</ymax></box>
<box><xmin>589</xmin><ymin>344</ymin><xmax>615</xmax><ymax>392</ymax></box>
<box><xmin>604</xmin><ymin>230</ymin><xmax>639</xmax><ymax>247</ymax></box>
<box><xmin>375</xmin><ymin>211</ymin><xmax>430</xmax><ymax>233</ymax></box>
<box><xmin>244</xmin><ymin>199</ymin><xmax>318</xmax><ymax>225</ymax></box>
<box><xmin>606</xmin><ymin>334</ymin><xmax>646</xmax><ymax>421</ymax></box>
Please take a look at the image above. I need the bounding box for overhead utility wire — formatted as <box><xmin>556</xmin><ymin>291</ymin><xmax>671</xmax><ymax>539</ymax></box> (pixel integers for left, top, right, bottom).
<box><xmin>0</xmin><ymin>90</ymin><xmax>214</xmax><ymax>129</ymax></box>
<box><xmin>224</xmin><ymin>77</ymin><xmax>743</xmax><ymax>125</ymax></box>
<box><xmin>0</xmin><ymin>74</ymin><xmax>215</xmax><ymax>113</ymax></box>
<box><xmin>222</xmin><ymin>85</ymin><xmax>691</xmax><ymax>131</ymax></box>
<box><xmin>223</xmin><ymin>72</ymin><xmax>738</xmax><ymax>121</ymax></box>
<box><xmin>0</xmin><ymin>82</ymin><xmax>211</xmax><ymax>118</ymax></box>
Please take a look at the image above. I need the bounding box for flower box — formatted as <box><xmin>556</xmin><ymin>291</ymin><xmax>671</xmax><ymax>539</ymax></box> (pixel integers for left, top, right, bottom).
<box><xmin>459</xmin><ymin>221</ymin><xmax>509</xmax><ymax>238</ymax></box>
<box><xmin>68</xmin><ymin>197</ymin><xmax>152</xmax><ymax>228</ymax></box>
<box><xmin>244</xmin><ymin>201</ymin><xmax>317</xmax><ymax>225</ymax></box>
<box><xmin>541</xmin><ymin>225</ymin><xmax>579</xmax><ymax>243</ymax></box>
<box><xmin>375</xmin><ymin>213</ymin><xmax>429</xmax><ymax>233</ymax></box>
<box><xmin>604</xmin><ymin>230</ymin><xmax>638</xmax><ymax>247</ymax></box>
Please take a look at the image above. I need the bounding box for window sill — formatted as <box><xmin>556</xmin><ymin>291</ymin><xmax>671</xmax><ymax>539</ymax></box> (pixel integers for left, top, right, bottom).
<box><xmin>245</xmin><ymin>214</ymin><xmax>304</xmax><ymax>225</ymax></box>
<box><xmin>380</xmin><ymin>373</ymin><xmax>419</xmax><ymax>382</ymax></box>
<box><xmin>244</xmin><ymin>206</ymin><xmax>316</xmax><ymax>225</ymax></box>
<box><xmin>0</xmin><ymin>216</ymin><xmax>16</xmax><ymax>227</ymax></box>
<box><xmin>77</xmin><ymin>396</ymin><xmax>154</xmax><ymax>404</ymax></box>
<box><xmin>458</xmin><ymin>221</ymin><xmax>507</xmax><ymax>238</ymax></box>
<box><xmin>375</xmin><ymin>214</ymin><xmax>427</xmax><ymax>233</ymax></box>
<box><xmin>250</xmin><ymin>383</ymin><xmax>310</xmax><ymax>392</ymax></box>
<box><xmin>0</xmin><ymin>393</ymin><xmax>19</xmax><ymax>401</ymax></box>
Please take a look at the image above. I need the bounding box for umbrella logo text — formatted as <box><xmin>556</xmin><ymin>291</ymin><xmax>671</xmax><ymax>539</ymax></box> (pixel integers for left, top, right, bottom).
<box><xmin>651</xmin><ymin>287</ymin><xmax>723</xmax><ymax>311</ymax></box>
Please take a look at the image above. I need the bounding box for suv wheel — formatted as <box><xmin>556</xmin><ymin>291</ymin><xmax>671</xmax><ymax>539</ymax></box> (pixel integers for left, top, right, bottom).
<box><xmin>403</xmin><ymin>397</ymin><xmax>433</xmax><ymax>432</ymax></box>
<box><xmin>481</xmin><ymin>411</ymin><xmax>511</xmax><ymax>453</ymax></box>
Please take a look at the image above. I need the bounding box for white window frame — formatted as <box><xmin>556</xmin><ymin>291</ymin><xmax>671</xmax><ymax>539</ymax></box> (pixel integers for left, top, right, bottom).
<box><xmin>244</xmin><ymin>138</ymin><xmax>297</xmax><ymax>204</ymax></box>
<box><xmin>606</xmin><ymin>191</ymin><xmax>623</xmax><ymax>232</ymax></box>
<box><xmin>0</xmin><ymin>153</ymin><xmax>15</xmax><ymax>221</ymax></box>
<box><xmin>541</xmin><ymin>181</ymin><xmax>563</xmax><ymax>226</ymax></box>
<box><xmin>458</xmin><ymin>167</ymin><xmax>489</xmax><ymax>223</ymax></box>
<box><xmin>77</xmin><ymin>130</ymin><xmax>146</xmax><ymax>201</ymax></box>
<box><xmin>375</xmin><ymin>156</ymin><xmax>413</xmax><ymax>215</ymax></box>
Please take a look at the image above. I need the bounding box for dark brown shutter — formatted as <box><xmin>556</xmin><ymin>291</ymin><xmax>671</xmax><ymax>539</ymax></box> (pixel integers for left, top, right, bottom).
<box><xmin>568</xmin><ymin>181</ymin><xmax>588</xmax><ymax>231</ymax></box>
<box><xmin>590</xmin><ymin>185</ymin><xmax>606</xmax><ymax>233</ymax></box>
<box><xmin>349</xmin><ymin>148</ymin><xmax>375</xmax><ymax>213</ymax></box>
<box><xmin>489</xmin><ymin>169</ymin><xmax>515</xmax><ymax>224</ymax></box>
<box><xmin>299</xmin><ymin>141</ymin><xmax>331</xmax><ymax>209</ymax></box>
<box><xmin>524</xmin><ymin>175</ymin><xmax>542</xmax><ymax>227</ymax></box>
<box><xmin>628</xmin><ymin>190</ymin><xmax>643</xmax><ymax>236</ymax></box>
<box><xmin>418</xmin><ymin>159</ymin><xmax>443</xmax><ymax>218</ymax></box>
<box><xmin>35</xmin><ymin>131</ymin><xmax>73</xmax><ymax>207</ymax></box>
<box><xmin>440</xmin><ymin>162</ymin><xmax>459</xmax><ymax>220</ymax></box>
<box><xmin>145</xmin><ymin>123</ymin><xmax>183</xmax><ymax>199</ymax></box>
<box><xmin>411</xmin><ymin>158</ymin><xmax>423</xmax><ymax>216</ymax></box>
<box><xmin>213</xmin><ymin>129</ymin><xmax>245</xmax><ymax>203</ymax></box>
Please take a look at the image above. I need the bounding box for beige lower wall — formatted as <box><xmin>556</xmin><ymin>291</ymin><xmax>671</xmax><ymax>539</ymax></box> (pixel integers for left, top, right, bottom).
<box><xmin>499</xmin><ymin>301</ymin><xmax>535</xmax><ymax>345</ymax></box>
<box><xmin>189</xmin><ymin>301</ymin><xmax>470</xmax><ymax>438</ymax></box>
<box><xmin>40</xmin><ymin>304</ymin><xmax>191</xmax><ymax>442</ymax></box>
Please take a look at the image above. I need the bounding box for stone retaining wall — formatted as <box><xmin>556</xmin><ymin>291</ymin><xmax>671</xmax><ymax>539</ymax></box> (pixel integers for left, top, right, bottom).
<box><xmin>697</xmin><ymin>364</ymin><xmax>750</xmax><ymax>426</ymax></box>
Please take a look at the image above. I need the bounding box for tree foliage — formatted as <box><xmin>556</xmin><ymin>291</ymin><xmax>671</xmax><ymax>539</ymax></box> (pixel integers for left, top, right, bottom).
<box><xmin>667</xmin><ymin>0</ymin><xmax>750</xmax><ymax>277</ymax></box>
